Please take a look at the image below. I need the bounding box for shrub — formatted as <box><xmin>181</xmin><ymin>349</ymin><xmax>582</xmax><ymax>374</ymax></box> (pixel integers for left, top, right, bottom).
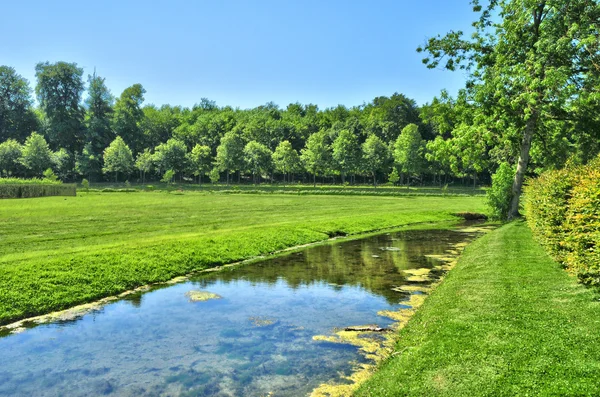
<box><xmin>486</xmin><ymin>162</ymin><xmax>515</xmax><ymax>220</ymax></box>
<box><xmin>0</xmin><ymin>183</ymin><xmax>76</xmax><ymax>199</ymax></box>
<box><xmin>525</xmin><ymin>155</ymin><xmax>600</xmax><ymax>286</ymax></box>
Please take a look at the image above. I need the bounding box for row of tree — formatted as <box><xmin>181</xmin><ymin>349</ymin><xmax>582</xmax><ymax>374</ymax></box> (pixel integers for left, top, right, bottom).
<box><xmin>0</xmin><ymin>62</ymin><xmax>460</xmax><ymax>185</ymax></box>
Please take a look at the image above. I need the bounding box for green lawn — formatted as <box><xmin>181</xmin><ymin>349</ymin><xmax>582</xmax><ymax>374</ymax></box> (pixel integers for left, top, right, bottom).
<box><xmin>0</xmin><ymin>192</ymin><xmax>484</xmax><ymax>325</ymax></box>
<box><xmin>356</xmin><ymin>221</ymin><xmax>600</xmax><ymax>396</ymax></box>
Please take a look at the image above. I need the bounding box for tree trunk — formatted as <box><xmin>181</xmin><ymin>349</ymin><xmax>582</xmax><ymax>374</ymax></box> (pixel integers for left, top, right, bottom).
<box><xmin>226</xmin><ymin>170</ymin><xmax>230</xmax><ymax>185</ymax></box>
<box><xmin>372</xmin><ymin>171</ymin><xmax>377</xmax><ymax>187</ymax></box>
<box><xmin>508</xmin><ymin>110</ymin><xmax>538</xmax><ymax>220</ymax></box>
<box><xmin>313</xmin><ymin>173</ymin><xmax>316</xmax><ymax>188</ymax></box>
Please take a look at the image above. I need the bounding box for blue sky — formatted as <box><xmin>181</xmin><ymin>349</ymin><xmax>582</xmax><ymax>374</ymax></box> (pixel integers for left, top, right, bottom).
<box><xmin>1</xmin><ymin>0</ymin><xmax>476</xmax><ymax>109</ymax></box>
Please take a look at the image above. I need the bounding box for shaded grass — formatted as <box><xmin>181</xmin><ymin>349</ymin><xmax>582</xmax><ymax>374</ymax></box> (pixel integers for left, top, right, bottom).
<box><xmin>0</xmin><ymin>192</ymin><xmax>484</xmax><ymax>325</ymax></box>
<box><xmin>356</xmin><ymin>221</ymin><xmax>600</xmax><ymax>396</ymax></box>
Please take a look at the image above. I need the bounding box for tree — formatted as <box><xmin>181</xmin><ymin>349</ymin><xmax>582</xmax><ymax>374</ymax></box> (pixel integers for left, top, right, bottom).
<box><xmin>243</xmin><ymin>141</ymin><xmax>272</xmax><ymax>183</ymax></box>
<box><xmin>393</xmin><ymin>123</ymin><xmax>424</xmax><ymax>186</ymax></box>
<box><xmin>216</xmin><ymin>127</ymin><xmax>245</xmax><ymax>184</ymax></box>
<box><xmin>75</xmin><ymin>142</ymin><xmax>100</xmax><ymax>181</ymax></box>
<box><xmin>135</xmin><ymin>149</ymin><xmax>154</xmax><ymax>183</ymax></box>
<box><xmin>189</xmin><ymin>144</ymin><xmax>212</xmax><ymax>184</ymax></box>
<box><xmin>20</xmin><ymin>132</ymin><xmax>53</xmax><ymax>177</ymax></box>
<box><xmin>300</xmin><ymin>131</ymin><xmax>331</xmax><ymax>187</ymax></box>
<box><xmin>362</xmin><ymin>134</ymin><xmax>390</xmax><ymax>187</ymax></box>
<box><xmin>103</xmin><ymin>136</ymin><xmax>133</xmax><ymax>182</ymax></box>
<box><xmin>419</xmin><ymin>0</ymin><xmax>600</xmax><ymax>219</ymax></box>
<box><xmin>113</xmin><ymin>84</ymin><xmax>146</xmax><ymax>154</ymax></box>
<box><xmin>85</xmin><ymin>73</ymin><xmax>114</xmax><ymax>156</ymax></box>
<box><xmin>209</xmin><ymin>167</ymin><xmax>220</xmax><ymax>184</ymax></box>
<box><xmin>0</xmin><ymin>66</ymin><xmax>38</xmax><ymax>142</ymax></box>
<box><xmin>35</xmin><ymin>62</ymin><xmax>85</xmax><ymax>153</ymax></box>
<box><xmin>0</xmin><ymin>139</ymin><xmax>23</xmax><ymax>176</ymax></box>
<box><xmin>332</xmin><ymin>129</ymin><xmax>360</xmax><ymax>184</ymax></box>
<box><xmin>154</xmin><ymin>138</ymin><xmax>188</xmax><ymax>178</ymax></box>
<box><xmin>52</xmin><ymin>148</ymin><xmax>71</xmax><ymax>180</ymax></box>
<box><xmin>272</xmin><ymin>140</ymin><xmax>301</xmax><ymax>183</ymax></box>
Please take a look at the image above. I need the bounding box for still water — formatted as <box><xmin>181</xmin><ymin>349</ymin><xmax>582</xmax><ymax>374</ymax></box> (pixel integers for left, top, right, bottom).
<box><xmin>0</xmin><ymin>226</ymin><xmax>481</xmax><ymax>396</ymax></box>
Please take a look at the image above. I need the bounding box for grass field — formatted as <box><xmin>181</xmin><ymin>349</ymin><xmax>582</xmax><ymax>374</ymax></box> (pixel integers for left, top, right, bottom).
<box><xmin>356</xmin><ymin>221</ymin><xmax>600</xmax><ymax>396</ymax></box>
<box><xmin>0</xmin><ymin>191</ymin><xmax>485</xmax><ymax>325</ymax></box>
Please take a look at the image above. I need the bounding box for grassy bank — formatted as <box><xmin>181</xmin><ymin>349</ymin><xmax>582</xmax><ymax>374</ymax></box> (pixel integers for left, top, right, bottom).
<box><xmin>0</xmin><ymin>192</ymin><xmax>484</xmax><ymax>325</ymax></box>
<box><xmin>356</xmin><ymin>221</ymin><xmax>600</xmax><ymax>396</ymax></box>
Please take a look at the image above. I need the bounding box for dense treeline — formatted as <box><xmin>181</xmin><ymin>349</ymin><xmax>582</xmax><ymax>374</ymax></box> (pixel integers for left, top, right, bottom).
<box><xmin>525</xmin><ymin>155</ymin><xmax>600</xmax><ymax>286</ymax></box>
<box><xmin>0</xmin><ymin>63</ymin><xmax>445</xmax><ymax>187</ymax></box>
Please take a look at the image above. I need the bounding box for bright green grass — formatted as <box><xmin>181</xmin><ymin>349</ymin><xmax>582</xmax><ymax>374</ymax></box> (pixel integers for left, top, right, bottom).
<box><xmin>356</xmin><ymin>221</ymin><xmax>600</xmax><ymax>396</ymax></box>
<box><xmin>0</xmin><ymin>192</ymin><xmax>484</xmax><ymax>325</ymax></box>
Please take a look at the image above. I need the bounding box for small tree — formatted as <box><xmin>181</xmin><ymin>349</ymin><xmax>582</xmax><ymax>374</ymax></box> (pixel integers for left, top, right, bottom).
<box><xmin>209</xmin><ymin>167</ymin><xmax>220</xmax><ymax>184</ymax></box>
<box><xmin>75</xmin><ymin>142</ymin><xmax>100</xmax><ymax>181</ymax></box>
<box><xmin>0</xmin><ymin>139</ymin><xmax>24</xmax><ymax>177</ymax></box>
<box><xmin>388</xmin><ymin>168</ymin><xmax>399</xmax><ymax>185</ymax></box>
<box><xmin>216</xmin><ymin>128</ymin><xmax>245</xmax><ymax>184</ymax></box>
<box><xmin>301</xmin><ymin>131</ymin><xmax>331</xmax><ymax>187</ymax></box>
<box><xmin>154</xmin><ymin>138</ymin><xmax>188</xmax><ymax>179</ymax></box>
<box><xmin>20</xmin><ymin>132</ymin><xmax>53</xmax><ymax>177</ymax></box>
<box><xmin>43</xmin><ymin>168</ymin><xmax>58</xmax><ymax>182</ymax></box>
<box><xmin>135</xmin><ymin>149</ymin><xmax>153</xmax><ymax>183</ymax></box>
<box><xmin>486</xmin><ymin>162</ymin><xmax>515</xmax><ymax>220</ymax></box>
<box><xmin>52</xmin><ymin>148</ymin><xmax>71</xmax><ymax>181</ymax></box>
<box><xmin>189</xmin><ymin>144</ymin><xmax>212</xmax><ymax>184</ymax></box>
<box><xmin>394</xmin><ymin>123</ymin><xmax>424</xmax><ymax>186</ymax></box>
<box><xmin>103</xmin><ymin>136</ymin><xmax>134</xmax><ymax>182</ymax></box>
<box><xmin>332</xmin><ymin>129</ymin><xmax>360</xmax><ymax>184</ymax></box>
<box><xmin>272</xmin><ymin>140</ymin><xmax>301</xmax><ymax>184</ymax></box>
<box><xmin>362</xmin><ymin>134</ymin><xmax>390</xmax><ymax>187</ymax></box>
<box><xmin>161</xmin><ymin>169</ymin><xmax>175</xmax><ymax>184</ymax></box>
<box><xmin>81</xmin><ymin>178</ymin><xmax>90</xmax><ymax>192</ymax></box>
<box><xmin>243</xmin><ymin>141</ymin><xmax>272</xmax><ymax>184</ymax></box>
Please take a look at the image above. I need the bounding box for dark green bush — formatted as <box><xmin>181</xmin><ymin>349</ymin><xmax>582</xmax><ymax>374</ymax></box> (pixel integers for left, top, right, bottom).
<box><xmin>0</xmin><ymin>183</ymin><xmax>76</xmax><ymax>199</ymax></box>
<box><xmin>486</xmin><ymin>162</ymin><xmax>515</xmax><ymax>220</ymax></box>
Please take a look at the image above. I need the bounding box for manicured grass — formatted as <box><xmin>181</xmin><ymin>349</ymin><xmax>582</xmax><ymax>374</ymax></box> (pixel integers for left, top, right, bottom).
<box><xmin>356</xmin><ymin>221</ymin><xmax>600</xmax><ymax>396</ymax></box>
<box><xmin>0</xmin><ymin>192</ymin><xmax>484</xmax><ymax>325</ymax></box>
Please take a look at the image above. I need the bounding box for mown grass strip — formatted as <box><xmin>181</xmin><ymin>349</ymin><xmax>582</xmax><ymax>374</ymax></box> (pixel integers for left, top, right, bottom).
<box><xmin>0</xmin><ymin>192</ymin><xmax>485</xmax><ymax>325</ymax></box>
<box><xmin>356</xmin><ymin>221</ymin><xmax>600</xmax><ymax>396</ymax></box>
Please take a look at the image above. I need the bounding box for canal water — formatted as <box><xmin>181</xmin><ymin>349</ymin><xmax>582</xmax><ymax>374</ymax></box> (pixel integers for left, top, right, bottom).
<box><xmin>0</xmin><ymin>226</ymin><xmax>482</xmax><ymax>396</ymax></box>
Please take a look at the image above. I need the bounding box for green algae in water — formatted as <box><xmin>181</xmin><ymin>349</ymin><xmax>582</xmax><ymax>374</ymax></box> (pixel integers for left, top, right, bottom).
<box><xmin>0</xmin><ymin>226</ymin><xmax>484</xmax><ymax>397</ymax></box>
<box><xmin>185</xmin><ymin>290</ymin><xmax>222</xmax><ymax>302</ymax></box>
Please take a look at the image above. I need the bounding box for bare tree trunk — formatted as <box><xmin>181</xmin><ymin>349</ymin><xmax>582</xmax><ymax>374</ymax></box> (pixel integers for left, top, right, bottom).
<box><xmin>508</xmin><ymin>110</ymin><xmax>538</xmax><ymax>220</ymax></box>
<box><xmin>226</xmin><ymin>170</ymin><xmax>230</xmax><ymax>185</ymax></box>
<box><xmin>313</xmin><ymin>173</ymin><xmax>316</xmax><ymax>187</ymax></box>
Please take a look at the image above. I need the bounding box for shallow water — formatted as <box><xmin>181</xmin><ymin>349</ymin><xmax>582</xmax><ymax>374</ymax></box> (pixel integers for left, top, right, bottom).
<box><xmin>0</xmin><ymin>226</ymin><xmax>481</xmax><ymax>396</ymax></box>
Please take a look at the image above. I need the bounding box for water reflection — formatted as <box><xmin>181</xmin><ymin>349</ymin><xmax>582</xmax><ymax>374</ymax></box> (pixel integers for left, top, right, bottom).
<box><xmin>0</xmin><ymin>227</ymin><xmax>481</xmax><ymax>397</ymax></box>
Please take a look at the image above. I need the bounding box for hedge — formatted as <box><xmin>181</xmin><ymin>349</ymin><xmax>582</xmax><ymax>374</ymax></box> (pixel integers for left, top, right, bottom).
<box><xmin>524</xmin><ymin>156</ymin><xmax>600</xmax><ymax>286</ymax></box>
<box><xmin>0</xmin><ymin>184</ymin><xmax>77</xmax><ymax>199</ymax></box>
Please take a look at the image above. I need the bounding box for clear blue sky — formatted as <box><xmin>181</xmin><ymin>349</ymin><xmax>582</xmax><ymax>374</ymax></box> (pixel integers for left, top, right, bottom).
<box><xmin>1</xmin><ymin>0</ymin><xmax>475</xmax><ymax>109</ymax></box>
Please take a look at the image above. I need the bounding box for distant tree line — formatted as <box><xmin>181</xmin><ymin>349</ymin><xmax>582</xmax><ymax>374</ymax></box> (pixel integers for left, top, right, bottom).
<box><xmin>0</xmin><ymin>62</ymin><xmax>479</xmax><ymax>187</ymax></box>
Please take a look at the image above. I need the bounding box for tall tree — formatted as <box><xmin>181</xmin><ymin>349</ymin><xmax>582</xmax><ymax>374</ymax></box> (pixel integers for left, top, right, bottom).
<box><xmin>20</xmin><ymin>132</ymin><xmax>53</xmax><ymax>177</ymax></box>
<box><xmin>394</xmin><ymin>123</ymin><xmax>424</xmax><ymax>185</ymax></box>
<box><xmin>300</xmin><ymin>131</ymin><xmax>331</xmax><ymax>187</ymax></box>
<box><xmin>35</xmin><ymin>62</ymin><xmax>85</xmax><ymax>153</ymax></box>
<box><xmin>75</xmin><ymin>142</ymin><xmax>100</xmax><ymax>181</ymax></box>
<box><xmin>332</xmin><ymin>129</ymin><xmax>360</xmax><ymax>184</ymax></box>
<box><xmin>85</xmin><ymin>73</ymin><xmax>114</xmax><ymax>156</ymax></box>
<box><xmin>362</xmin><ymin>134</ymin><xmax>390</xmax><ymax>187</ymax></box>
<box><xmin>420</xmin><ymin>0</ymin><xmax>600</xmax><ymax>219</ymax></box>
<box><xmin>113</xmin><ymin>84</ymin><xmax>146</xmax><ymax>154</ymax></box>
<box><xmin>0</xmin><ymin>66</ymin><xmax>38</xmax><ymax>142</ymax></box>
<box><xmin>102</xmin><ymin>136</ymin><xmax>134</xmax><ymax>182</ymax></box>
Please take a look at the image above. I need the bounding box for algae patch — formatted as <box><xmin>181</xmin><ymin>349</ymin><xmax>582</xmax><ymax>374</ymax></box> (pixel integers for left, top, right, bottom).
<box><xmin>185</xmin><ymin>290</ymin><xmax>222</xmax><ymax>302</ymax></box>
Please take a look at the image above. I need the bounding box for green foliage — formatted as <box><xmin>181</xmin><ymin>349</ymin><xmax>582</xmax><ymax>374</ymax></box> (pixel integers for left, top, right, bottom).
<box><xmin>388</xmin><ymin>168</ymin><xmax>399</xmax><ymax>185</ymax></box>
<box><xmin>161</xmin><ymin>169</ymin><xmax>175</xmax><ymax>184</ymax></box>
<box><xmin>486</xmin><ymin>162</ymin><xmax>515</xmax><ymax>220</ymax></box>
<box><xmin>75</xmin><ymin>142</ymin><xmax>100</xmax><ymax>179</ymax></box>
<box><xmin>0</xmin><ymin>179</ymin><xmax>75</xmax><ymax>199</ymax></box>
<box><xmin>332</xmin><ymin>129</ymin><xmax>360</xmax><ymax>183</ymax></box>
<box><xmin>209</xmin><ymin>167</ymin><xmax>220</xmax><ymax>184</ymax></box>
<box><xmin>189</xmin><ymin>144</ymin><xmax>211</xmax><ymax>181</ymax></box>
<box><xmin>43</xmin><ymin>168</ymin><xmax>58</xmax><ymax>182</ymax></box>
<box><xmin>81</xmin><ymin>178</ymin><xmax>89</xmax><ymax>191</ymax></box>
<box><xmin>216</xmin><ymin>127</ymin><xmax>245</xmax><ymax>179</ymax></box>
<box><xmin>35</xmin><ymin>61</ymin><xmax>85</xmax><ymax>152</ymax></box>
<box><xmin>362</xmin><ymin>134</ymin><xmax>390</xmax><ymax>186</ymax></box>
<box><xmin>525</xmin><ymin>156</ymin><xmax>600</xmax><ymax>285</ymax></box>
<box><xmin>85</xmin><ymin>73</ymin><xmax>114</xmax><ymax>154</ymax></box>
<box><xmin>135</xmin><ymin>148</ymin><xmax>154</xmax><ymax>183</ymax></box>
<box><xmin>272</xmin><ymin>140</ymin><xmax>301</xmax><ymax>180</ymax></box>
<box><xmin>154</xmin><ymin>138</ymin><xmax>187</xmax><ymax>175</ymax></box>
<box><xmin>300</xmin><ymin>131</ymin><xmax>331</xmax><ymax>184</ymax></box>
<box><xmin>0</xmin><ymin>139</ymin><xmax>24</xmax><ymax>176</ymax></box>
<box><xmin>113</xmin><ymin>84</ymin><xmax>146</xmax><ymax>154</ymax></box>
<box><xmin>243</xmin><ymin>141</ymin><xmax>272</xmax><ymax>182</ymax></box>
<box><xmin>20</xmin><ymin>132</ymin><xmax>53</xmax><ymax>176</ymax></box>
<box><xmin>393</xmin><ymin>123</ymin><xmax>424</xmax><ymax>182</ymax></box>
<box><xmin>0</xmin><ymin>66</ymin><xmax>38</xmax><ymax>142</ymax></box>
<box><xmin>102</xmin><ymin>136</ymin><xmax>134</xmax><ymax>181</ymax></box>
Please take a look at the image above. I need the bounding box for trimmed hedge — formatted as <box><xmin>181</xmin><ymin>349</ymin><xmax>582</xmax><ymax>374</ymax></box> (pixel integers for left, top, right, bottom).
<box><xmin>0</xmin><ymin>184</ymin><xmax>77</xmax><ymax>199</ymax></box>
<box><xmin>525</xmin><ymin>156</ymin><xmax>600</xmax><ymax>285</ymax></box>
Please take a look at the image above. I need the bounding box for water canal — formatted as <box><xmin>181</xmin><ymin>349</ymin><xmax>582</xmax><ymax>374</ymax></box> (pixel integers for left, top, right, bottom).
<box><xmin>0</xmin><ymin>224</ymin><xmax>486</xmax><ymax>396</ymax></box>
